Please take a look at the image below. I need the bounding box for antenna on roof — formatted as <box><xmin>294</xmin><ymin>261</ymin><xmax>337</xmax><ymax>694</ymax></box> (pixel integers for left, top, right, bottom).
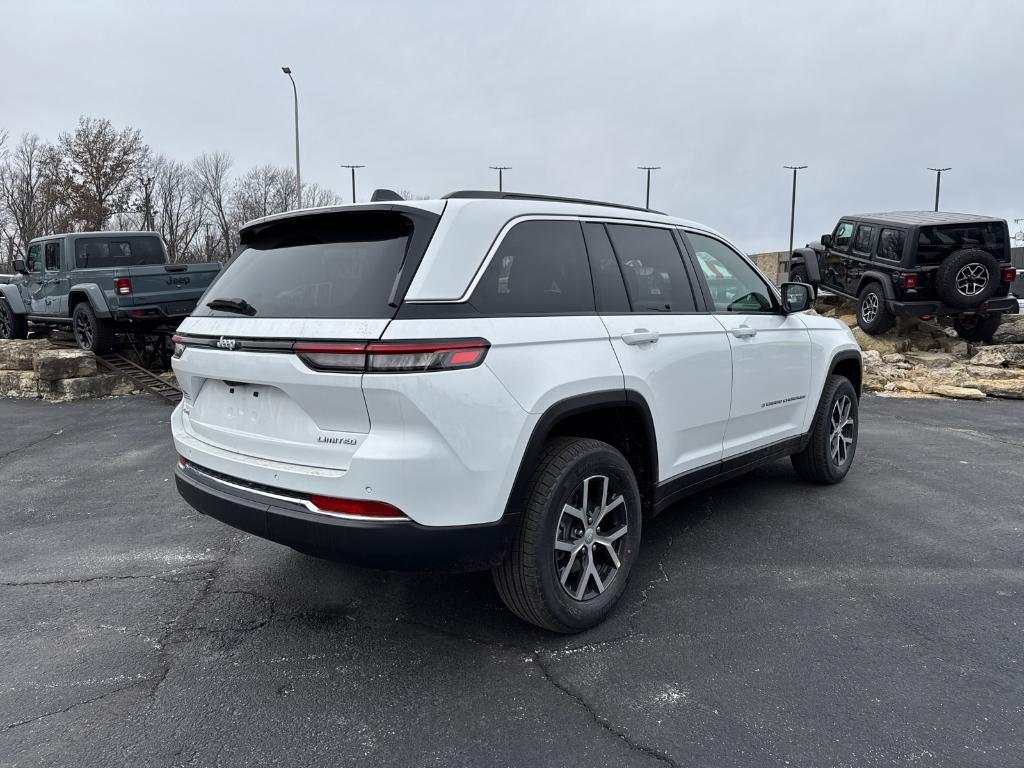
<box><xmin>369</xmin><ymin>189</ymin><xmax>404</xmax><ymax>202</ymax></box>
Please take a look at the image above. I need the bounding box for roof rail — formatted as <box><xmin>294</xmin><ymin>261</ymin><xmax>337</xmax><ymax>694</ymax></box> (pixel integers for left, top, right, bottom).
<box><xmin>442</xmin><ymin>190</ymin><xmax>664</xmax><ymax>215</ymax></box>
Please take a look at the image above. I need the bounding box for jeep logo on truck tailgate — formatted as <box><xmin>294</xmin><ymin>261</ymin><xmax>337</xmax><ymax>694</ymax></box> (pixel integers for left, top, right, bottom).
<box><xmin>167</xmin><ymin>275</ymin><xmax>191</xmax><ymax>287</ymax></box>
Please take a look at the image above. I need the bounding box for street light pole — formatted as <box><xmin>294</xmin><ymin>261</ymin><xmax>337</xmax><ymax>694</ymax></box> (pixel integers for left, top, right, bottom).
<box><xmin>927</xmin><ymin>167</ymin><xmax>951</xmax><ymax>212</ymax></box>
<box><xmin>637</xmin><ymin>166</ymin><xmax>660</xmax><ymax>210</ymax></box>
<box><xmin>281</xmin><ymin>67</ymin><xmax>302</xmax><ymax>209</ymax></box>
<box><xmin>340</xmin><ymin>165</ymin><xmax>365</xmax><ymax>204</ymax></box>
<box><xmin>489</xmin><ymin>166</ymin><xmax>511</xmax><ymax>192</ymax></box>
<box><xmin>784</xmin><ymin>165</ymin><xmax>807</xmax><ymax>257</ymax></box>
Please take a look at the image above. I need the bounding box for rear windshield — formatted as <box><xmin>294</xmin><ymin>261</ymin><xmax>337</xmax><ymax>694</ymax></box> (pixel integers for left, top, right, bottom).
<box><xmin>197</xmin><ymin>211</ymin><xmax>415</xmax><ymax>319</ymax></box>
<box><xmin>75</xmin><ymin>236</ymin><xmax>165</xmax><ymax>268</ymax></box>
<box><xmin>916</xmin><ymin>223</ymin><xmax>1008</xmax><ymax>265</ymax></box>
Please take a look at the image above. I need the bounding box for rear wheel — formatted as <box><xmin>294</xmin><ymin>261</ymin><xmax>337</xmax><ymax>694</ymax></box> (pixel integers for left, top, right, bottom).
<box><xmin>954</xmin><ymin>312</ymin><xmax>1001</xmax><ymax>342</ymax></box>
<box><xmin>492</xmin><ymin>437</ymin><xmax>642</xmax><ymax>633</ymax></box>
<box><xmin>791</xmin><ymin>375</ymin><xmax>859</xmax><ymax>485</ymax></box>
<box><xmin>857</xmin><ymin>282</ymin><xmax>895</xmax><ymax>334</ymax></box>
<box><xmin>0</xmin><ymin>298</ymin><xmax>29</xmax><ymax>340</ymax></box>
<box><xmin>72</xmin><ymin>303</ymin><xmax>114</xmax><ymax>353</ymax></box>
<box><xmin>789</xmin><ymin>264</ymin><xmax>808</xmax><ymax>284</ymax></box>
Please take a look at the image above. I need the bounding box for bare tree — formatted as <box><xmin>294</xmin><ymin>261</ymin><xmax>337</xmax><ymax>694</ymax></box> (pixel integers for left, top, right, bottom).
<box><xmin>232</xmin><ymin>164</ymin><xmax>286</xmax><ymax>225</ymax></box>
<box><xmin>193</xmin><ymin>152</ymin><xmax>235</xmax><ymax>259</ymax></box>
<box><xmin>0</xmin><ymin>133</ymin><xmax>52</xmax><ymax>257</ymax></box>
<box><xmin>52</xmin><ymin>116</ymin><xmax>148</xmax><ymax>230</ymax></box>
<box><xmin>303</xmin><ymin>181</ymin><xmax>344</xmax><ymax>208</ymax></box>
<box><xmin>154</xmin><ymin>157</ymin><xmax>203</xmax><ymax>262</ymax></box>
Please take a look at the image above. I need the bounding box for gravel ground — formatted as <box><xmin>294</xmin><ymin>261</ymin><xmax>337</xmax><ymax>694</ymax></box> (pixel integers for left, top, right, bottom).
<box><xmin>1</xmin><ymin>394</ymin><xmax>1022</xmax><ymax>767</ymax></box>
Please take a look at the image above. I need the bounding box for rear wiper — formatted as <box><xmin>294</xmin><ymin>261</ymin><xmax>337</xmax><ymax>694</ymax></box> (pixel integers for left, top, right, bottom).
<box><xmin>206</xmin><ymin>298</ymin><xmax>257</xmax><ymax>316</ymax></box>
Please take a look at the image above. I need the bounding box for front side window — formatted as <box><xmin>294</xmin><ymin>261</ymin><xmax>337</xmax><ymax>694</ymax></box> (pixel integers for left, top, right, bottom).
<box><xmin>470</xmin><ymin>219</ymin><xmax>594</xmax><ymax>314</ymax></box>
<box><xmin>27</xmin><ymin>244</ymin><xmax>42</xmax><ymax>273</ymax></box>
<box><xmin>852</xmin><ymin>225</ymin><xmax>874</xmax><ymax>255</ymax></box>
<box><xmin>604</xmin><ymin>224</ymin><xmax>696</xmax><ymax>312</ymax></box>
<box><xmin>878</xmin><ymin>228</ymin><xmax>905</xmax><ymax>262</ymax></box>
<box><xmin>44</xmin><ymin>242</ymin><xmax>61</xmax><ymax>271</ymax></box>
<box><xmin>833</xmin><ymin>222</ymin><xmax>855</xmax><ymax>250</ymax></box>
<box><xmin>687</xmin><ymin>232</ymin><xmax>775</xmax><ymax>313</ymax></box>
<box><xmin>75</xmin><ymin>236</ymin><xmax>164</xmax><ymax>268</ymax></box>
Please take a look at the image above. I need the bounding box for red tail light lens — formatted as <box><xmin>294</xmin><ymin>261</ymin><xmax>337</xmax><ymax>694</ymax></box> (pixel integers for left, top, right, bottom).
<box><xmin>1002</xmin><ymin>267</ymin><xmax>1018</xmax><ymax>284</ymax></box>
<box><xmin>115</xmin><ymin>277</ymin><xmax>133</xmax><ymax>295</ymax></box>
<box><xmin>898</xmin><ymin>272</ymin><xmax>918</xmax><ymax>290</ymax></box>
<box><xmin>309</xmin><ymin>495</ymin><xmax>407</xmax><ymax>519</ymax></box>
<box><xmin>294</xmin><ymin>339</ymin><xmax>489</xmax><ymax>373</ymax></box>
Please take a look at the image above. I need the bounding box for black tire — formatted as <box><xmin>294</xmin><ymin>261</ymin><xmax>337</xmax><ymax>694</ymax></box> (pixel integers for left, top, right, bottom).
<box><xmin>72</xmin><ymin>302</ymin><xmax>114</xmax><ymax>353</ymax></box>
<box><xmin>492</xmin><ymin>437</ymin><xmax>642</xmax><ymax>633</ymax></box>
<box><xmin>0</xmin><ymin>298</ymin><xmax>29</xmax><ymax>340</ymax></box>
<box><xmin>954</xmin><ymin>312</ymin><xmax>1001</xmax><ymax>342</ymax></box>
<box><xmin>857</xmin><ymin>282</ymin><xmax>895</xmax><ymax>334</ymax></box>
<box><xmin>934</xmin><ymin>249</ymin><xmax>999</xmax><ymax>309</ymax></box>
<box><xmin>791</xmin><ymin>375</ymin><xmax>859</xmax><ymax>485</ymax></box>
<box><xmin>790</xmin><ymin>264</ymin><xmax>808</xmax><ymax>284</ymax></box>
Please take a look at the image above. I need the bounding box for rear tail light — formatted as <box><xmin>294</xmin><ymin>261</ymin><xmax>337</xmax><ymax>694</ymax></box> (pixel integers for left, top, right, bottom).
<box><xmin>294</xmin><ymin>339</ymin><xmax>489</xmax><ymax>373</ymax></box>
<box><xmin>1002</xmin><ymin>267</ymin><xmax>1018</xmax><ymax>284</ymax></box>
<box><xmin>172</xmin><ymin>334</ymin><xmax>186</xmax><ymax>359</ymax></box>
<box><xmin>309</xmin><ymin>495</ymin><xmax>407</xmax><ymax>519</ymax></box>
<box><xmin>115</xmin><ymin>277</ymin><xmax>133</xmax><ymax>296</ymax></box>
<box><xmin>898</xmin><ymin>272</ymin><xmax>918</xmax><ymax>290</ymax></box>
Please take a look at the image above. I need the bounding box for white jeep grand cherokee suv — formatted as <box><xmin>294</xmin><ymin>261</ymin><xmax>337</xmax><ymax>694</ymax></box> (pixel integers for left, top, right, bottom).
<box><xmin>171</xmin><ymin>190</ymin><xmax>861</xmax><ymax>632</ymax></box>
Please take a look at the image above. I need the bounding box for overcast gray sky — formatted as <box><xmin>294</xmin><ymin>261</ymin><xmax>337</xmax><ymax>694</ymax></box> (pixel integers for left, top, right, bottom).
<box><xmin>3</xmin><ymin>0</ymin><xmax>1023</xmax><ymax>252</ymax></box>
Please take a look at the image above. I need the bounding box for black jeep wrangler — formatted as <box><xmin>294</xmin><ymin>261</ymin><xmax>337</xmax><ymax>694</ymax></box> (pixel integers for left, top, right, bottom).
<box><xmin>790</xmin><ymin>212</ymin><xmax>1017</xmax><ymax>341</ymax></box>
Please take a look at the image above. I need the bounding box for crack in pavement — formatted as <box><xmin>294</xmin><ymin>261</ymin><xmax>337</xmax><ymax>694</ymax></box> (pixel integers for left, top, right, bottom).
<box><xmin>0</xmin><ymin>567</ymin><xmax>214</xmax><ymax>588</ymax></box>
<box><xmin>0</xmin><ymin>428</ymin><xmax>69</xmax><ymax>462</ymax></box>
<box><xmin>533</xmin><ymin>651</ymin><xmax>680</xmax><ymax>767</ymax></box>
<box><xmin>4</xmin><ymin>677</ymin><xmax>160</xmax><ymax>731</ymax></box>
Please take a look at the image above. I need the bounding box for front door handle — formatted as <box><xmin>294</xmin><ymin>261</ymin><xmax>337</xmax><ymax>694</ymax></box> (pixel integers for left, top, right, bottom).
<box><xmin>730</xmin><ymin>325</ymin><xmax>758</xmax><ymax>339</ymax></box>
<box><xmin>621</xmin><ymin>329</ymin><xmax>659</xmax><ymax>345</ymax></box>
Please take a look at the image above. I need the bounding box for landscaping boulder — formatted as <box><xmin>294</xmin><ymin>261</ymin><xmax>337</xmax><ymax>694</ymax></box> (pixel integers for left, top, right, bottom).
<box><xmin>992</xmin><ymin>315</ymin><xmax>1024</xmax><ymax>344</ymax></box>
<box><xmin>920</xmin><ymin>383</ymin><xmax>986</xmax><ymax>400</ymax></box>
<box><xmin>33</xmin><ymin>349</ymin><xmax>97</xmax><ymax>381</ymax></box>
<box><xmin>38</xmin><ymin>374</ymin><xmax>119</xmax><ymax>401</ymax></box>
<box><xmin>968</xmin><ymin>345</ymin><xmax>1024</xmax><ymax>368</ymax></box>
<box><xmin>0</xmin><ymin>339</ymin><xmax>52</xmax><ymax>371</ymax></box>
<box><xmin>851</xmin><ymin>327</ymin><xmax>911</xmax><ymax>354</ymax></box>
<box><xmin>0</xmin><ymin>370</ymin><xmax>41</xmax><ymax>397</ymax></box>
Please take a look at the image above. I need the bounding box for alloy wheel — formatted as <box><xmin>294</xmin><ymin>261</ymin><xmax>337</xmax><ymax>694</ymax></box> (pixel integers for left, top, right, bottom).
<box><xmin>861</xmin><ymin>292</ymin><xmax>879</xmax><ymax>323</ymax></box>
<box><xmin>955</xmin><ymin>263</ymin><xmax>988</xmax><ymax>296</ymax></box>
<box><xmin>74</xmin><ymin>312</ymin><xmax>94</xmax><ymax>350</ymax></box>
<box><xmin>553</xmin><ymin>474</ymin><xmax>629</xmax><ymax>601</ymax></box>
<box><xmin>829</xmin><ymin>395</ymin><xmax>855</xmax><ymax>467</ymax></box>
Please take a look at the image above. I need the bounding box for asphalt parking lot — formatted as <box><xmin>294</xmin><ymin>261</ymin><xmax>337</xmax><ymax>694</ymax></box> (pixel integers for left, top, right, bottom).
<box><xmin>2</xmin><ymin>394</ymin><xmax>1022</xmax><ymax>767</ymax></box>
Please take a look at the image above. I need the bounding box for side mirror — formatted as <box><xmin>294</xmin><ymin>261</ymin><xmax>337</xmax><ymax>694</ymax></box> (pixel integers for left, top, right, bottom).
<box><xmin>820</xmin><ymin>234</ymin><xmax>832</xmax><ymax>247</ymax></box>
<box><xmin>14</xmin><ymin>259</ymin><xmax>27</xmax><ymax>274</ymax></box>
<box><xmin>780</xmin><ymin>282</ymin><xmax>814</xmax><ymax>314</ymax></box>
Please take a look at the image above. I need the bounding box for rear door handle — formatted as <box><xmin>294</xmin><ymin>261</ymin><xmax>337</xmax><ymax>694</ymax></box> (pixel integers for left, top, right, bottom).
<box><xmin>730</xmin><ymin>325</ymin><xmax>757</xmax><ymax>339</ymax></box>
<box><xmin>621</xmin><ymin>329</ymin><xmax>659</xmax><ymax>345</ymax></box>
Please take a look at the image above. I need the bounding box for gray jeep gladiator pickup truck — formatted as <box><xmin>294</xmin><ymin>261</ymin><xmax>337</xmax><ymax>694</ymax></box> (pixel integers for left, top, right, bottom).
<box><xmin>0</xmin><ymin>232</ymin><xmax>221</xmax><ymax>352</ymax></box>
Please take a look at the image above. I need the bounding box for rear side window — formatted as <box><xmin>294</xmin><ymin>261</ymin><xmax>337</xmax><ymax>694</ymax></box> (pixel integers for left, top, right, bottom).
<box><xmin>916</xmin><ymin>222</ymin><xmax>1008</xmax><ymax>265</ymax></box>
<box><xmin>605</xmin><ymin>224</ymin><xmax>696</xmax><ymax>312</ymax></box>
<box><xmin>853</xmin><ymin>225</ymin><xmax>874</xmax><ymax>254</ymax></box>
<box><xmin>75</xmin><ymin>237</ymin><xmax>164</xmax><ymax>268</ymax></box>
<box><xmin>878</xmin><ymin>228</ymin><xmax>905</xmax><ymax>262</ymax></box>
<box><xmin>200</xmin><ymin>211</ymin><xmax>416</xmax><ymax>319</ymax></box>
<box><xmin>44</xmin><ymin>242</ymin><xmax>61</xmax><ymax>271</ymax></box>
<box><xmin>833</xmin><ymin>222</ymin><xmax>855</xmax><ymax>250</ymax></box>
<box><xmin>470</xmin><ymin>220</ymin><xmax>594</xmax><ymax>314</ymax></box>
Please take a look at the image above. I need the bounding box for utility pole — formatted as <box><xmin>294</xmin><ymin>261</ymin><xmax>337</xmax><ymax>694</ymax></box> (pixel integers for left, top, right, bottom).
<box><xmin>927</xmin><ymin>167</ymin><xmax>951</xmax><ymax>212</ymax></box>
<box><xmin>637</xmin><ymin>166</ymin><xmax>660</xmax><ymax>210</ymax></box>
<box><xmin>281</xmin><ymin>67</ymin><xmax>302</xmax><ymax>209</ymax></box>
<box><xmin>784</xmin><ymin>165</ymin><xmax>807</xmax><ymax>256</ymax></box>
<box><xmin>489</xmin><ymin>166</ymin><xmax>511</xmax><ymax>192</ymax></box>
<box><xmin>340</xmin><ymin>165</ymin><xmax>365</xmax><ymax>204</ymax></box>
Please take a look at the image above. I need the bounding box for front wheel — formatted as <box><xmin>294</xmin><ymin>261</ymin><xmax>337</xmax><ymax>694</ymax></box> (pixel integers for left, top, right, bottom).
<box><xmin>791</xmin><ymin>375</ymin><xmax>859</xmax><ymax>484</ymax></box>
<box><xmin>954</xmin><ymin>313</ymin><xmax>1001</xmax><ymax>343</ymax></box>
<box><xmin>0</xmin><ymin>298</ymin><xmax>29</xmax><ymax>340</ymax></box>
<box><xmin>492</xmin><ymin>437</ymin><xmax>642</xmax><ymax>633</ymax></box>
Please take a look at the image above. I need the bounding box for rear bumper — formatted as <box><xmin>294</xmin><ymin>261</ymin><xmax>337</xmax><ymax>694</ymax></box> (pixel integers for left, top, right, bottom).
<box><xmin>175</xmin><ymin>462</ymin><xmax>517</xmax><ymax>571</ymax></box>
<box><xmin>111</xmin><ymin>300</ymin><xmax>197</xmax><ymax>321</ymax></box>
<box><xmin>888</xmin><ymin>296</ymin><xmax>1018</xmax><ymax>317</ymax></box>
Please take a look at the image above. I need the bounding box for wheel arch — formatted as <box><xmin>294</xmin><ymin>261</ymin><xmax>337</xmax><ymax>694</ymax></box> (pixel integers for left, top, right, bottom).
<box><xmin>503</xmin><ymin>390</ymin><xmax>659</xmax><ymax>519</ymax></box>
<box><xmin>855</xmin><ymin>271</ymin><xmax>896</xmax><ymax>300</ymax></box>
<box><xmin>828</xmin><ymin>349</ymin><xmax>862</xmax><ymax>399</ymax></box>
<box><xmin>0</xmin><ymin>284</ymin><xmax>27</xmax><ymax>314</ymax></box>
<box><xmin>68</xmin><ymin>284</ymin><xmax>111</xmax><ymax>318</ymax></box>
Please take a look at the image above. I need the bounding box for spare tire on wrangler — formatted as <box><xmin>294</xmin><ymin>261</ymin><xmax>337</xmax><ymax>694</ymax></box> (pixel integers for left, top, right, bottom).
<box><xmin>934</xmin><ymin>249</ymin><xmax>999</xmax><ymax>309</ymax></box>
